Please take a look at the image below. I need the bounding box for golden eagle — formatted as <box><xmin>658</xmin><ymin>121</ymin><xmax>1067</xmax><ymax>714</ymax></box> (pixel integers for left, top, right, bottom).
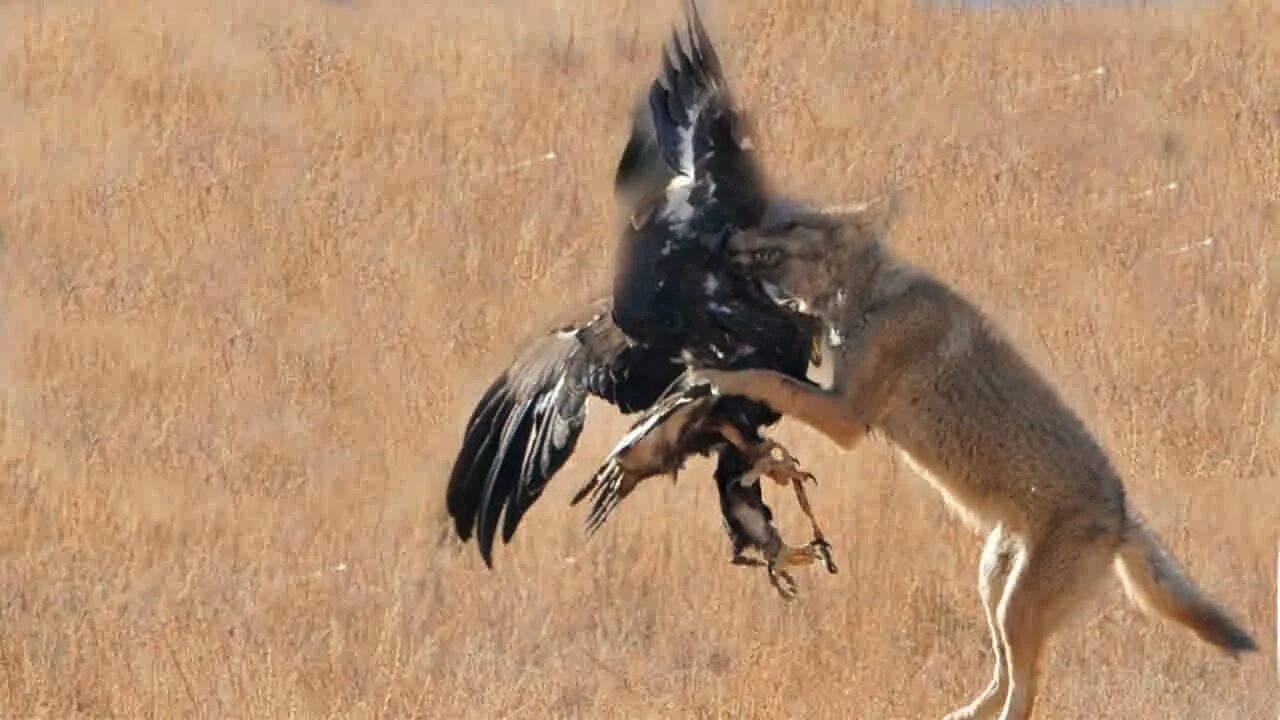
<box><xmin>444</xmin><ymin>0</ymin><xmax>835</xmax><ymax>596</ymax></box>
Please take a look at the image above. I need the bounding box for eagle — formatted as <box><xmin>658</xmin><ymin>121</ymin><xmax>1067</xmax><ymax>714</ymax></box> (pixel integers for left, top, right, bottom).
<box><xmin>444</xmin><ymin>0</ymin><xmax>836</xmax><ymax>596</ymax></box>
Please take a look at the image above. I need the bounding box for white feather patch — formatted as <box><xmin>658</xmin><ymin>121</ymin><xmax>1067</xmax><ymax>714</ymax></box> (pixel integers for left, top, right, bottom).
<box><xmin>660</xmin><ymin>175</ymin><xmax>696</xmax><ymax>228</ymax></box>
<box><xmin>677</xmin><ymin>121</ymin><xmax>696</xmax><ymax>176</ymax></box>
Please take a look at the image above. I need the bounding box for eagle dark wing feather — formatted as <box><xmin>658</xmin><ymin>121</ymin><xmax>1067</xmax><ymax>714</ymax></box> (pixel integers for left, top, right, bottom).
<box><xmin>614</xmin><ymin>97</ymin><xmax>675</xmax><ymax>212</ymax></box>
<box><xmin>613</xmin><ymin>2</ymin><xmax>775</xmax><ymax>349</ymax></box>
<box><xmin>614</xmin><ymin>1</ymin><xmax>812</xmax><ymax>370</ymax></box>
<box><xmin>644</xmin><ymin>0</ymin><xmax>766</xmax><ymax>232</ymax></box>
<box><xmin>445</xmin><ymin>299</ymin><xmax>680</xmax><ymax>567</ymax></box>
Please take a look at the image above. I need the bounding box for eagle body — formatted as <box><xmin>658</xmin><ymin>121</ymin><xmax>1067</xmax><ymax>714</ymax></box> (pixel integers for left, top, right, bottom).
<box><xmin>444</xmin><ymin>0</ymin><xmax>817</xmax><ymax>568</ymax></box>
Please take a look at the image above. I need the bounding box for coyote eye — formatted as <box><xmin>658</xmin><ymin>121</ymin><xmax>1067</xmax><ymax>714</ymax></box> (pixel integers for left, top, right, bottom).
<box><xmin>751</xmin><ymin>248</ymin><xmax>783</xmax><ymax>265</ymax></box>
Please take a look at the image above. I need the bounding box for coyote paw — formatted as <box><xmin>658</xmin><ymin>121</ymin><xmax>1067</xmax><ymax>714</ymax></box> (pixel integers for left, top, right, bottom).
<box><xmin>941</xmin><ymin>691</ymin><xmax>1003</xmax><ymax>720</ymax></box>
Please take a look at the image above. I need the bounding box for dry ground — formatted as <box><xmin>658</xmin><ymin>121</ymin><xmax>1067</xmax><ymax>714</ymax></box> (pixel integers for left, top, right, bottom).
<box><xmin>1</xmin><ymin>0</ymin><xmax>1277</xmax><ymax>717</ymax></box>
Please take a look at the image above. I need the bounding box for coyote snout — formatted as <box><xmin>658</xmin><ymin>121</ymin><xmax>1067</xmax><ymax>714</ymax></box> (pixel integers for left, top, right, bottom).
<box><xmin>695</xmin><ymin>204</ymin><xmax>1259</xmax><ymax>719</ymax></box>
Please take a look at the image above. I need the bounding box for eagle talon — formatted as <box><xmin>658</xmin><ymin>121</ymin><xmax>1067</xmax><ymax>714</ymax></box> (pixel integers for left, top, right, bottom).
<box><xmin>750</xmin><ymin>445</ymin><xmax>834</xmax><ymax>568</ymax></box>
<box><xmin>768</xmin><ymin>561</ymin><xmax>799</xmax><ymax>600</ymax></box>
<box><xmin>748</xmin><ymin>440</ymin><xmax>817</xmax><ymax>487</ymax></box>
<box><xmin>811</xmin><ymin>538</ymin><xmax>839</xmax><ymax>574</ymax></box>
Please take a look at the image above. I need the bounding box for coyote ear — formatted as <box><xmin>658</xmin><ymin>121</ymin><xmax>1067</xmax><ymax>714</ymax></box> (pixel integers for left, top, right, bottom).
<box><xmin>825</xmin><ymin>191</ymin><xmax>902</xmax><ymax>241</ymax></box>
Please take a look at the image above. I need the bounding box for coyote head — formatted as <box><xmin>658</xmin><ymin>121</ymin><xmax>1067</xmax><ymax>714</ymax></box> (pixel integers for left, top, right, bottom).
<box><xmin>725</xmin><ymin>201</ymin><xmax>895</xmax><ymax>322</ymax></box>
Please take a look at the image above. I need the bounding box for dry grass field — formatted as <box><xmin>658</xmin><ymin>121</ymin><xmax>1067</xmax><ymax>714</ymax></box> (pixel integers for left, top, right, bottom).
<box><xmin>1</xmin><ymin>0</ymin><xmax>1277</xmax><ymax>717</ymax></box>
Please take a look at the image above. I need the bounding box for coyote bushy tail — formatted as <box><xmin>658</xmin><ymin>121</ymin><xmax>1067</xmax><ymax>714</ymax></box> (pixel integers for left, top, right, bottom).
<box><xmin>1114</xmin><ymin>508</ymin><xmax>1259</xmax><ymax>656</ymax></box>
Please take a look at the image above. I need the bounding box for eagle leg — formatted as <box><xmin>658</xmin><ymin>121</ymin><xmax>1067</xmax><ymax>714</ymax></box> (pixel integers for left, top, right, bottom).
<box><xmin>709</xmin><ymin>422</ymin><xmax>840</xmax><ymax>579</ymax></box>
<box><xmin>786</xmin><ymin>472</ymin><xmax>839</xmax><ymax>576</ymax></box>
<box><xmin>748</xmin><ymin>444</ymin><xmax>839</xmax><ymax>576</ymax></box>
<box><xmin>760</xmin><ymin>537</ymin><xmax>838</xmax><ymax>601</ymax></box>
<box><xmin>706</xmin><ymin>421</ymin><xmax>839</xmax><ymax>597</ymax></box>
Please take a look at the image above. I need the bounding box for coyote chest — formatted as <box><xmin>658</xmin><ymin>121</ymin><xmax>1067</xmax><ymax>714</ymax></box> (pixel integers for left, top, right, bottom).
<box><xmin>891</xmin><ymin>442</ymin><xmax>997</xmax><ymax>533</ymax></box>
<box><xmin>871</xmin><ymin>319</ymin><xmax>1039</xmax><ymax>534</ymax></box>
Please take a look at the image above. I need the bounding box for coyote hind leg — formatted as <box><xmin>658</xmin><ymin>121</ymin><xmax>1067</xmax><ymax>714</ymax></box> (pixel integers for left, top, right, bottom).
<box><xmin>944</xmin><ymin>525</ymin><xmax>1017</xmax><ymax>720</ymax></box>
<box><xmin>991</xmin><ymin>524</ymin><xmax>1115</xmax><ymax>720</ymax></box>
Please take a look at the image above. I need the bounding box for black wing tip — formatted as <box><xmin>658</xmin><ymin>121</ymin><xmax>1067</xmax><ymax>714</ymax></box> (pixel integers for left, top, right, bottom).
<box><xmin>441</xmin><ymin>378</ymin><xmax>515</xmax><ymax>568</ymax></box>
<box><xmin>643</xmin><ymin>0</ymin><xmax>732</xmax><ymax>177</ymax></box>
<box><xmin>684</xmin><ymin>0</ymin><xmax>718</xmax><ymax>65</ymax></box>
<box><xmin>479</xmin><ymin>540</ymin><xmax>498</xmax><ymax>569</ymax></box>
<box><xmin>443</xmin><ymin>323</ymin><xmax>609</xmax><ymax>571</ymax></box>
<box><xmin>678</xmin><ymin>0</ymin><xmax>725</xmax><ymax>83</ymax></box>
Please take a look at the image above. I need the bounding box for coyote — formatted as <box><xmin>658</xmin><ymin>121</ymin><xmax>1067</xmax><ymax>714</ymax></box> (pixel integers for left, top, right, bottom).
<box><xmin>689</xmin><ymin>205</ymin><xmax>1259</xmax><ymax>719</ymax></box>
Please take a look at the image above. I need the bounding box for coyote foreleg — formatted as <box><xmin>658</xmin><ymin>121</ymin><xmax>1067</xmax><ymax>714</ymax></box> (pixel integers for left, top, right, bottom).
<box><xmin>691</xmin><ymin>297</ymin><xmax>942</xmax><ymax>451</ymax></box>
<box><xmin>699</xmin><ymin>369</ymin><xmax>872</xmax><ymax>450</ymax></box>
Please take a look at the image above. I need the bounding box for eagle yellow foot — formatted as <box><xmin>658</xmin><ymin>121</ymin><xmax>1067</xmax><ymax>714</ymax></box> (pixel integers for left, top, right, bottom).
<box><xmin>811</xmin><ymin>538</ymin><xmax>839</xmax><ymax>575</ymax></box>
<box><xmin>745</xmin><ymin>439</ymin><xmax>816</xmax><ymax>488</ymax></box>
<box><xmin>744</xmin><ymin>442</ymin><xmax>839</xmax><ymax>577</ymax></box>
<box><xmin>736</xmin><ymin>539</ymin><xmax>838</xmax><ymax>601</ymax></box>
<box><xmin>728</xmin><ymin>546</ymin><xmax>803</xmax><ymax>600</ymax></box>
<box><xmin>766</xmin><ymin>543</ymin><xmax>834</xmax><ymax>600</ymax></box>
<box><xmin>775</xmin><ymin>539</ymin><xmax>838</xmax><ymax>575</ymax></box>
<box><xmin>767</xmin><ymin>559</ymin><xmax>799</xmax><ymax>601</ymax></box>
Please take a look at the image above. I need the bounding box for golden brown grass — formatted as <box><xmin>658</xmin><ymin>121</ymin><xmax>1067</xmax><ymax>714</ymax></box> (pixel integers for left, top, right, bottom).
<box><xmin>1</xmin><ymin>0</ymin><xmax>1276</xmax><ymax>717</ymax></box>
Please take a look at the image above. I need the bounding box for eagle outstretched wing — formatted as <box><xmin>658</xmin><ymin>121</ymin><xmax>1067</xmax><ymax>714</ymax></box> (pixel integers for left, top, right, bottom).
<box><xmin>445</xmin><ymin>299</ymin><xmax>680</xmax><ymax>567</ymax></box>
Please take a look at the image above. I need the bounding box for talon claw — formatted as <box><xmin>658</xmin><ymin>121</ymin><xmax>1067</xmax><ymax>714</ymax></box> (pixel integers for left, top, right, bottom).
<box><xmin>812</xmin><ymin>539</ymin><xmax>839</xmax><ymax>574</ymax></box>
<box><xmin>768</xmin><ymin>563</ymin><xmax>798</xmax><ymax>600</ymax></box>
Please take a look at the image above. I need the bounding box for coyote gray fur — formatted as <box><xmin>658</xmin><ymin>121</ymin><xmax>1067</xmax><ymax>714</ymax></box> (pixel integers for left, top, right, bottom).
<box><xmin>690</xmin><ymin>204</ymin><xmax>1259</xmax><ymax>720</ymax></box>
